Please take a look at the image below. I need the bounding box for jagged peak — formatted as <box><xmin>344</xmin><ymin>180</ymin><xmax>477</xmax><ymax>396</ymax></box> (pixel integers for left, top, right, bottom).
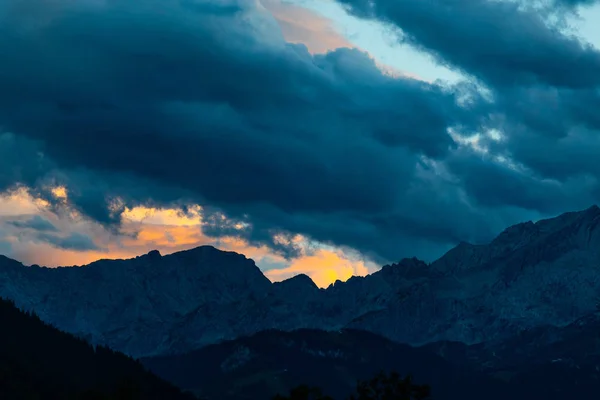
<box><xmin>432</xmin><ymin>205</ymin><xmax>600</xmax><ymax>274</ymax></box>
<box><xmin>276</xmin><ymin>273</ymin><xmax>318</xmax><ymax>290</ymax></box>
<box><xmin>0</xmin><ymin>254</ymin><xmax>23</xmax><ymax>269</ymax></box>
<box><xmin>167</xmin><ymin>245</ymin><xmax>248</xmax><ymax>260</ymax></box>
<box><xmin>580</xmin><ymin>204</ymin><xmax>600</xmax><ymax>221</ymax></box>
<box><xmin>491</xmin><ymin>220</ymin><xmax>536</xmax><ymax>245</ymax></box>
<box><xmin>2</xmin><ymin>245</ymin><xmax>266</xmax><ymax>281</ymax></box>
<box><xmin>377</xmin><ymin>257</ymin><xmax>430</xmax><ymax>280</ymax></box>
<box><xmin>535</xmin><ymin>205</ymin><xmax>600</xmax><ymax>228</ymax></box>
<box><xmin>489</xmin><ymin>206</ymin><xmax>600</xmax><ymax>247</ymax></box>
<box><xmin>138</xmin><ymin>249</ymin><xmax>161</xmax><ymax>260</ymax></box>
<box><xmin>382</xmin><ymin>257</ymin><xmax>428</xmax><ymax>270</ymax></box>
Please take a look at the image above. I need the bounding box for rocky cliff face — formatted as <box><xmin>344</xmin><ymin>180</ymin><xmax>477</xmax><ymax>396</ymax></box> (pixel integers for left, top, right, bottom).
<box><xmin>2</xmin><ymin>206</ymin><xmax>600</xmax><ymax>357</ymax></box>
<box><xmin>0</xmin><ymin>246</ymin><xmax>273</xmax><ymax>356</ymax></box>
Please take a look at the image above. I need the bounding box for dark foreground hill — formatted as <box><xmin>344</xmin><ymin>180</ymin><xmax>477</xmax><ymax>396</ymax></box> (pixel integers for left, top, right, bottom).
<box><xmin>143</xmin><ymin>325</ymin><xmax>600</xmax><ymax>400</ymax></box>
<box><xmin>141</xmin><ymin>328</ymin><xmax>512</xmax><ymax>400</ymax></box>
<box><xmin>0</xmin><ymin>297</ymin><xmax>194</xmax><ymax>400</ymax></box>
<box><xmin>424</xmin><ymin>310</ymin><xmax>600</xmax><ymax>400</ymax></box>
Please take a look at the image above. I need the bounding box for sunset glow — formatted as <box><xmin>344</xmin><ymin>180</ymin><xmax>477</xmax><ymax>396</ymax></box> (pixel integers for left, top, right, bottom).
<box><xmin>0</xmin><ymin>189</ymin><xmax>375</xmax><ymax>287</ymax></box>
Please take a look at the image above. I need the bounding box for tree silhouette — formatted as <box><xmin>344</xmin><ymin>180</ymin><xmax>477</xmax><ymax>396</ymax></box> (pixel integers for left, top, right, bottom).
<box><xmin>350</xmin><ymin>371</ymin><xmax>431</xmax><ymax>400</ymax></box>
<box><xmin>0</xmin><ymin>297</ymin><xmax>193</xmax><ymax>400</ymax></box>
<box><xmin>274</xmin><ymin>371</ymin><xmax>431</xmax><ymax>400</ymax></box>
<box><xmin>273</xmin><ymin>384</ymin><xmax>334</xmax><ymax>400</ymax></box>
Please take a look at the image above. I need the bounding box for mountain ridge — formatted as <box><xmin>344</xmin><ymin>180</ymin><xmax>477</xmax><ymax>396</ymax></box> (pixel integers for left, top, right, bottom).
<box><xmin>140</xmin><ymin>328</ymin><xmax>514</xmax><ymax>400</ymax></box>
<box><xmin>2</xmin><ymin>205</ymin><xmax>600</xmax><ymax>357</ymax></box>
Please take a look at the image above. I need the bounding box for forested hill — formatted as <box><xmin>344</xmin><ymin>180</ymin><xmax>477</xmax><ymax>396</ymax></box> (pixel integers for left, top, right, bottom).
<box><xmin>0</xmin><ymin>297</ymin><xmax>194</xmax><ymax>400</ymax></box>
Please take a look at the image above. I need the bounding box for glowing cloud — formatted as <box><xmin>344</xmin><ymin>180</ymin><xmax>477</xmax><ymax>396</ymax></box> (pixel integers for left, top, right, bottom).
<box><xmin>0</xmin><ymin>189</ymin><xmax>376</xmax><ymax>287</ymax></box>
<box><xmin>262</xmin><ymin>0</ymin><xmax>353</xmax><ymax>54</ymax></box>
<box><xmin>265</xmin><ymin>248</ymin><xmax>373</xmax><ymax>288</ymax></box>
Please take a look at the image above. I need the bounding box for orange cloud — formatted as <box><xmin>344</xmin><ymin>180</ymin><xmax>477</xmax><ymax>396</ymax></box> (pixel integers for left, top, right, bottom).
<box><xmin>0</xmin><ymin>187</ymin><xmax>50</xmax><ymax>215</ymax></box>
<box><xmin>261</xmin><ymin>0</ymin><xmax>354</xmax><ymax>54</ymax></box>
<box><xmin>121</xmin><ymin>205</ymin><xmax>202</xmax><ymax>226</ymax></box>
<box><xmin>51</xmin><ymin>186</ymin><xmax>68</xmax><ymax>199</ymax></box>
<box><xmin>0</xmin><ymin>189</ymin><xmax>378</xmax><ymax>287</ymax></box>
<box><xmin>261</xmin><ymin>0</ymin><xmax>424</xmax><ymax>81</ymax></box>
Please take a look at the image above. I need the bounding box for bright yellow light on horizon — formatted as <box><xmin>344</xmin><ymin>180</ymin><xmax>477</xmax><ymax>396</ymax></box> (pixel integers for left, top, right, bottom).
<box><xmin>266</xmin><ymin>249</ymin><xmax>370</xmax><ymax>288</ymax></box>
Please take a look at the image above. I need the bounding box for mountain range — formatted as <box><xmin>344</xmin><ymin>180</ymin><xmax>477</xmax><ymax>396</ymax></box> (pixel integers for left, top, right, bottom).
<box><xmin>3</xmin><ymin>206</ymin><xmax>600</xmax><ymax>359</ymax></box>
<box><xmin>4</xmin><ymin>206</ymin><xmax>600</xmax><ymax>398</ymax></box>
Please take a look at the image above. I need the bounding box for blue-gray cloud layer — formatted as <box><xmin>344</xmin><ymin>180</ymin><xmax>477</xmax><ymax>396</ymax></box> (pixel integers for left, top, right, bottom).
<box><xmin>0</xmin><ymin>0</ymin><xmax>599</xmax><ymax>262</ymax></box>
<box><xmin>36</xmin><ymin>232</ymin><xmax>101</xmax><ymax>252</ymax></box>
<box><xmin>8</xmin><ymin>215</ymin><xmax>58</xmax><ymax>232</ymax></box>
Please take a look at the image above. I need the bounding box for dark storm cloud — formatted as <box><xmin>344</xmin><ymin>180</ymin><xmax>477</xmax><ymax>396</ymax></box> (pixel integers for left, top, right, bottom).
<box><xmin>0</xmin><ymin>133</ymin><xmax>51</xmax><ymax>192</ymax></box>
<box><xmin>333</xmin><ymin>0</ymin><xmax>600</xmax><ymax>144</ymax></box>
<box><xmin>36</xmin><ymin>232</ymin><xmax>101</xmax><ymax>252</ymax></box>
<box><xmin>0</xmin><ymin>0</ymin><xmax>599</xmax><ymax>263</ymax></box>
<box><xmin>8</xmin><ymin>215</ymin><xmax>58</xmax><ymax>232</ymax></box>
<box><xmin>444</xmin><ymin>146</ymin><xmax>597</xmax><ymax>214</ymax></box>
<box><xmin>334</xmin><ymin>0</ymin><xmax>600</xmax><ymax>218</ymax></box>
<box><xmin>0</xmin><ymin>0</ymin><xmax>492</xmax><ymax>261</ymax></box>
<box><xmin>336</xmin><ymin>0</ymin><xmax>600</xmax><ymax>89</ymax></box>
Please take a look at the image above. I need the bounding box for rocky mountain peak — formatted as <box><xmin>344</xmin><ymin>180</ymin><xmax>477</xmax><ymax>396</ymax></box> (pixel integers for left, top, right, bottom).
<box><xmin>493</xmin><ymin>220</ymin><xmax>535</xmax><ymax>242</ymax></box>
<box><xmin>280</xmin><ymin>273</ymin><xmax>318</xmax><ymax>288</ymax></box>
<box><xmin>432</xmin><ymin>205</ymin><xmax>600</xmax><ymax>276</ymax></box>
<box><xmin>378</xmin><ymin>257</ymin><xmax>430</xmax><ymax>280</ymax></box>
<box><xmin>489</xmin><ymin>220</ymin><xmax>538</xmax><ymax>255</ymax></box>
<box><xmin>273</xmin><ymin>274</ymin><xmax>319</xmax><ymax>297</ymax></box>
<box><xmin>534</xmin><ymin>204</ymin><xmax>600</xmax><ymax>231</ymax></box>
<box><xmin>3</xmin><ymin>206</ymin><xmax>600</xmax><ymax>358</ymax></box>
<box><xmin>383</xmin><ymin>257</ymin><xmax>428</xmax><ymax>270</ymax></box>
<box><xmin>144</xmin><ymin>249</ymin><xmax>162</xmax><ymax>260</ymax></box>
<box><xmin>0</xmin><ymin>254</ymin><xmax>21</xmax><ymax>268</ymax></box>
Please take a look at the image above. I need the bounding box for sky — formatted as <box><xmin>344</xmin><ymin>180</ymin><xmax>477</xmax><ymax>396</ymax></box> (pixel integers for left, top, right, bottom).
<box><xmin>1</xmin><ymin>0</ymin><xmax>600</xmax><ymax>288</ymax></box>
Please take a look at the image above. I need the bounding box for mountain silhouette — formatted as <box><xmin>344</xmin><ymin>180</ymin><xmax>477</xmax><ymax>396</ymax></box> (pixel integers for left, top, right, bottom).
<box><xmin>0</xmin><ymin>297</ymin><xmax>193</xmax><ymax>400</ymax></box>
<box><xmin>3</xmin><ymin>207</ymin><xmax>600</xmax><ymax>358</ymax></box>
<box><xmin>141</xmin><ymin>328</ymin><xmax>513</xmax><ymax>400</ymax></box>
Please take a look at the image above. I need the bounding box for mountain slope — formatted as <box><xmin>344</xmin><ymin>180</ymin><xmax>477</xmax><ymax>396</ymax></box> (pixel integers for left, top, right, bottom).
<box><xmin>339</xmin><ymin>205</ymin><xmax>600</xmax><ymax>345</ymax></box>
<box><xmin>421</xmin><ymin>308</ymin><xmax>600</xmax><ymax>400</ymax></box>
<box><xmin>0</xmin><ymin>246</ymin><xmax>273</xmax><ymax>356</ymax></box>
<box><xmin>0</xmin><ymin>297</ymin><xmax>193</xmax><ymax>400</ymax></box>
<box><xmin>2</xmin><ymin>206</ymin><xmax>600</xmax><ymax>357</ymax></box>
<box><xmin>140</xmin><ymin>328</ymin><xmax>512</xmax><ymax>400</ymax></box>
<box><xmin>142</xmin><ymin>325</ymin><xmax>600</xmax><ymax>400</ymax></box>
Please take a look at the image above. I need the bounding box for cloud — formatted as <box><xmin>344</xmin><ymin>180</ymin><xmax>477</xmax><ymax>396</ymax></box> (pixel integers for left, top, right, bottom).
<box><xmin>0</xmin><ymin>0</ymin><xmax>490</xmax><ymax>263</ymax></box>
<box><xmin>265</xmin><ymin>247</ymin><xmax>374</xmax><ymax>288</ymax></box>
<box><xmin>8</xmin><ymin>215</ymin><xmax>58</xmax><ymax>232</ymax></box>
<box><xmin>0</xmin><ymin>241</ymin><xmax>11</xmax><ymax>254</ymax></box>
<box><xmin>337</xmin><ymin>0</ymin><xmax>600</xmax><ymax>88</ymax></box>
<box><xmin>0</xmin><ymin>0</ymin><xmax>599</xmax><ymax>270</ymax></box>
<box><xmin>36</xmin><ymin>232</ymin><xmax>102</xmax><ymax>252</ymax></box>
<box><xmin>262</xmin><ymin>0</ymin><xmax>354</xmax><ymax>54</ymax></box>
<box><xmin>556</xmin><ymin>0</ymin><xmax>599</xmax><ymax>7</ymax></box>
<box><xmin>334</xmin><ymin>0</ymin><xmax>600</xmax><ymax>204</ymax></box>
<box><xmin>0</xmin><ymin>190</ymin><xmax>364</xmax><ymax>287</ymax></box>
